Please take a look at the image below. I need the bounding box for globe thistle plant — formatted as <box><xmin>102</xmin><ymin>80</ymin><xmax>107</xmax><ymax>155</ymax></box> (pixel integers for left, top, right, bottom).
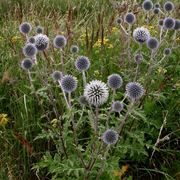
<box><xmin>163</xmin><ymin>48</ymin><xmax>172</xmax><ymax>56</ymax></box>
<box><xmin>142</xmin><ymin>0</ymin><xmax>153</xmax><ymax>11</ymax></box>
<box><xmin>154</xmin><ymin>3</ymin><xmax>160</xmax><ymax>8</ymax></box>
<box><xmin>102</xmin><ymin>129</ymin><xmax>118</xmax><ymax>145</ymax></box>
<box><xmin>147</xmin><ymin>37</ymin><xmax>159</xmax><ymax>50</ymax></box>
<box><xmin>53</xmin><ymin>35</ymin><xmax>67</xmax><ymax>49</ymax></box>
<box><xmin>163</xmin><ymin>1</ymin><xmax>174</xmax><ymax>12</ymax></box>
<box><xmin>115</xmin><ymin>17</ymin><xmax>122</xmax><ymax>25</ymax></box>
<box><xmin>124</xmin><ymin>12</ymin><xmax>136</xmax><ymax>24</ymax></box>
<box><xmin>19</xmin><ymin>22</ymin><xmax>32</xmax><ymax>34</ymax></box>
<box><xmin>75</xmin><ymin>56</ymin><xmax>90</xmax><ymax>72</ymax></box>
<box><xmin>107</xmin><ymin>74</ymin><xmax>123</xmax><ymax>90</ymax></box>
<box><xmin>21</xmin><ymin>58</ymin><xmax>33</xmax><ymax>70</ymax></box>
<box><xmin>34</xmin><ymin>34</ymin><xmax>49</xmax><ymax>51</ymax></box>
<box><xmin>84</xmin><ymin>80</ymin><xmax>109</xmax><ymax>107</ymax></box>
<box><xmin>174</xmin><ymin>20</ymin><xmax>180</xmax><ymax>30</ymax></box>
<box><xmin>163</xmin><ymin>17</ymin><xmax>175</xmax><ymax>29</ymax></box>
<box><xmin>158</xmin><ymin>19</ymin><xmax>164</xmax><ymax>27</ymax></box>
<box><xmin>79</xmin><ymin>95</ymin><xmax>88</xmax><ymax>106</ymax></box>
<box><xmin>153</xmin><ymin>8</ymin><xmax>159</xmax><ymax>14</ymax></box>
<box><xmin>133</xmin><ymin>27</ymin><xmax>150</xmax><ymax>43</ymax></box>
<box><xmin>60</xmin><ymin>75</ymin><xmax>78</xmax><ymax>93</ymax></box>
<box><xmin>134</xmin><ymin>53</ymin><xmax>143</xmax><ymax>64</ymax></box>
<box><xmin>70</xmin><ymin>45</ymin><xmax>79</xmax><ymax>53</ymax></box>
<box><xmin>28</xmin><ymin>37</ymin><xmax>35</xmax><ymax>44</ymax></box>
<box><xmin>52</xmin><ymin>71</ymin><xmax>62</xmax><ymax>81</ymax></box>
<box><xmin>111</xmin><ymin>101</ymin><xmax>124</xmax><ymax>113</ymax></box>
<box><xmin>126</xmin><ymin>82</ymin><xmax>144</xmax><ymax>101</ymax></box>
<box><xmin>36</xmin><ymin>26</ymin><xmax>44</xmax><ymax>34</ymax></box>
<box><xmin>23</xmin><ymin>43</ymin><xmax>37</xmax><ymax>57</ymax></box>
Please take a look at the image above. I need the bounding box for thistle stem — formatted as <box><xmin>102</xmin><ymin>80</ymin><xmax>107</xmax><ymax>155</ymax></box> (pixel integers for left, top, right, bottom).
<box><xmin>82</xmin><ymin>71</ymin><xmax>87</xmax><ymax>87</ymax></box>
<box><xmin>60</xmin><ymin>49</ymin><xmax>64</xmax><ymax>74</ymax></box>
<box><xmin>95</xmin><ymin>107</ymin><xmax>99</xmax><ymax>134</ymax></box>
<box><xmin>134</xmin><ymin>64</ymin><xmax>139</xmax><ymax>82</ymax></box>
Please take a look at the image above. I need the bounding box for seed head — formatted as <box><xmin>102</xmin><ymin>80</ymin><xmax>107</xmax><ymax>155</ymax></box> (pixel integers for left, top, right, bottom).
<box><xmin>107</xmin><ymin>74</ymin><xmax>123</xmax><ymax>90</ymax></box>
<box><xmin>84</xmin><ymin>80</ymin><xmax>109</xmax><ymax>107</ymax></box>
<box><xmin>102</xmin><ymin>129</ymin><xmax>118</xmax><ymax>145</ymax></box>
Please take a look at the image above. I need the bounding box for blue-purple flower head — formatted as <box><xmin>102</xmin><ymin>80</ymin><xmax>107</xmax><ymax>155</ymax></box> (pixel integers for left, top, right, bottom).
<box><xmin>153</xmin><ymin>8</ymin><xmax>159</xmax><ymax>14</ymax></box>
<box><xmin>19</xmin><ymin>22</ymin><xmax>32</xmax><ymax>34</ymax></box>
<box><xmin>23</xmin><ymin>43</ymin><xmax>37</xmax><ymax>57</ymax></box>
<box><xmin>102</xmin><ymin>129</ymin><xmax>118</xmax><ymax>145</ymax></box>
<box><xmin>163</xmin><ymin>48</ymin><xmax>172</xmax><ymax>56</ymax></box>
<box><xmin>163</xmin><ymin>1</ymin><xmax>174</xmax><ymax>12</ymax></box>
<box><xmin>111</xmin><ymin>101</ymin><xmax>124</xmax><ymax>113</ymax></box>
<box><xmin>84</xmin><ymin>80</ymin><xmax>109</xmax><ymax>107</ymax></box>
<box><xmin>163</xmin><ymin>17</ymin><xmax>175</xmax><ymax>29</ymax></box>
<box><xmin>61</xmin><ymin>75</ymin><xmax>78</xmax><ymax>93</ymax></box>
<box><xmin>173</xmin><ymin>20</ymin><xmax>180</xmax><ymax>30</ymax></box>
<box><xmin>36</xmin><ymin>26</ymin><xmax>44</xmax><ymax>34</ymax></box>
<box><xmin>70</xmin><ymin>45</ymin><xmax>79</xmax><ymax>53</ymax></box>
<box><xmin>21</xmin><ymin>58</ymin><xmax>33</xmax><ymax>70</ymax></box>
<box><xmin>133</xmin><ymin>27</ymin><xmax>150</xmax><ymax>43</ymax></box>
<box><xmin>79</xmin><ymin>95</ymin><xmax>88</xmax><ymax>106</ymax></box>
<box><xmin>126</xmin><ymin>82</ymin><xmax>144</xmax><ymax>101</ymax></box>
<box><xmin>124</xmin><ymin>12</ymin><xmax>136</xmax><ymax>24</ymax></box>
<box><xmin>28</xmin><ymin>37</ymin><xmax>35</xmax><ymax>44</ymax></box>
<box><xmin>52</xmin><ymin>71</ymin><xmax>63</xmax><ymax>81</ymax></box>
<box><xmin>154</xmin><ymin>3</ymin><xmax>160</xmax><ymax>8</ymax></box>
<box><xmin>75</xmin><ymin>56</ymin><xmax>90</xmax><ymax>71</ymax></box>
<box><xmin>142</xmin><ymin>0</ymin><xmax>153</xmax><ymax>11</ymax></box>
<box><xmin>53</xmin><ymin>35</ymin><xmax>67</xmax><ymax>49</ymax></box>
<box><xmin>147</xmin><ymin>37</ymin><xmax>159</xmax><ymax>50</ymax></box>
<box><xmin>34</xmin><ymin>34</ymin><xmax>49</xmax><ymax>51</ymax></box>
<box><xmin>115</xmin><ymin>17</ymin><xmax>122</xmax><ymax>25</ymax></box>
<box><xmin>107</xmin><ymin>74</ymin><xmax>123</xmax><ymax>90</ymax></box>
<box><xmin>158</xmin><ymin>19</ymin><xmax>164</xmax><ymax>27</ymax></box>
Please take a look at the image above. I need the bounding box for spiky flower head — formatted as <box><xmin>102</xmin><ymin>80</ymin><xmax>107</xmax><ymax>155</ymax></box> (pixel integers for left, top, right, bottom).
<box><xmin>158</xmin><ymin>19</ymin><xmax>164</xmax><ymax>27</ymax></box>
<box><xmin>102</xmin><ymin>129</ymin><xmax>118</xmax><ymax>145</ymax></box>
<box><xmin>70</xmin><ymin>45</ymin><xmax>79</xmax><ymax>53</ymax></box>
<box><xmin>53</xmin><ymin>35</ymin><xmax>67</xmax><ymax>49</ymax></box>
<box><xmin>147</xmin><ymin>37</ymin><xmax>159</xmax><ymax>50</ymax></box>
<box><xmin>19</xmin><ymin>22</ymin><xmax>32</xmax><ymax>34</ymax></box>
<box><xmin>134</xmin><ymin>53</ymin><xmax>143</xmax><ymax>64</ymax></box>
<box><xmin>79</xmin><ymin>95</ymin><xmax>88</xmax><ymax>106</ymax></box>
<box><xmin>142</xmin><ymin>0</ymin><xmax>153</xmax><ymax>11</ymax></box>
<box><xmin>163</xmin><ymin>48</ymin><xmax>172</xmax><ymax>56</ymax></box>
<box><xmin>107</xmin><ymin>74</ymin><xmax>123</xmax><ymax>90</ymax></box>
<box><xmin>34</xmin><ymin>34</ymin><xmax>49</xmax><ymax>51</ymax></box>
<box><xmin>163</xmin><ymin>17</ymin><xmax>175</xmax><ymax>29</ymax></box>
<box><xmin>115</xmin><ymin>17</ymin><xmax>122</xmax><ymax>25</ymax></box>
<box><xmin>84</xmin><ymin>80</ymin><xmax>109</xmax><ymax>107</ymax></box>
<box><xmin>124</xmin><ymin>12</ymin><xmax>136</xmax><ymax>24</ymax></box>
<box><xmin>23</xmin><ymin>43</ymin><xmax>37</xmax><ymax>57</ymax></box>
<box><xmin>111</xmin><ymin>101</ymin><xmax>124</xmax><ymax>113</ymax></box>
<box><xmin>61</xmin><ymin>75</ymin><xmax>77</xmax><ymax>93</ymax></box>
<box><xmin>126</xmin><ymin>82</ymin><xmax>144</xmax><ymax>101</ymax></box>
<box><xmin>52</xmin><ymin>71</ymin><xmax>62</xmax><ymax>81</ymax></box>
<box><xmin>28</xmin><ymin>37</ymin><xmax>35</xmax><ymax>44</ymax></box>
<box><xmin>36</xmin><ymin>26</ymin><xmax>44</xmax><ymax>34</ymax></box>
<box><xmin>133</xmin><ymin>27</ymin><xmax>150</xmax><ymax>43</ymax></box>
<box><xmin>174</xmin><ymin>20</ymin><xmax>180</xmax><ymax>30</ymax></box>
<box><xmin>75</xmin><ymin>56</ymin><xmax>90</xmax><ymax>71</ymax></box>
<box><xmin>154</xmin><ymin>3</ymin><xmax>160</xmax><ymax>8</ymax></box>
<box><xmin>153</xmin><ymin>8</ymin><xmax>159</xmax><ymax>14</ymax></box>
<box><xmin>21</xmin><ymin>58</ymin><xmax>33</xmax><ymax>70</ymax></box>
<box><xmin>163</xmin><ymin>1</ymin><xmax>174</xmax><ymax>12</ymax></box>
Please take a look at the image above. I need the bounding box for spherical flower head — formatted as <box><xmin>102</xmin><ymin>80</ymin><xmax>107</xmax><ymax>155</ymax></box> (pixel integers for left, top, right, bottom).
<box><xmin>163</xmin><ymin>1</ymin><xmax>174</xmax><ymax>12</ymax></box>
<box><xmin>158</xmin><ymin>19</ymin><xmax>164</xmax><ymax>27</ymax></box>
<box><xmin>23</xmin><ymin>43</ymin><xmax>37</xmax><ymax>57</ymax></box>
<box><xmin>174</xmin><ymin>20</ymin><xmax>180</xmax><ymax>30</ymax></box>
<box><xmin>154</xmin><ymin>3</ymin><xmax>160</xmax><ymax>8</ymax></box>
<box><xmin>36</xmin><ymin>26</ymin><xmax>44</xmax><ymax>34</ymax></box>
<box><xmin>34</xmin><ymin>34</ymin><xmax>49</xmax><ymax>51</ymax></box>
<box><xmin>53</xmin><ymin>35</ymin><xmax>67</xmax><ymax>49</ymax></box>
<box><xmin>115</xmin><ymin>17</ymin><xmax>122</xmax><ymax>25</ymax></box>
<box><xmin>19</xmin><ymin>22</ymin><xmax>32</xmax><ymax>34</ymax></box>
<box><xmin>75</xmin><ymin>56</ymin><xmax>90</xmax><ymax>71</ymax></box>
<box><xmin>142</xmin><ymin>0</ymin><xmax>153</xmax><ymax>11</ymax></box>
<box><xmin>107</xmin><ymin>74</ymin><xmax>123</xmax><ymax>90</ymax></box>
<box><xmin>70</xmin><ymin>45</ymin><xmax>79</xmax><ymax>53</ymax></box>
<box><xmin>126</xmin><ymin>82</ymin><xmax>144</xmax><ymax>101</ymax></box>
<box><xmin>21</xmin><ymin>58</ymin><xmax>33</xmax><ymax>70</ymax></box>
<box><xmin>163</xmin><ymin>48</ymin><xmax>172</xmax><ymax>56</ymax></box>
<box><xmin>134</xmin><ymin>53</ymin><xmax>143</xmax><ymax>64</ymax></box>
<box><xmin>84</xmin><ymin>80</ymin><xmax>109</xmax><ymax>107</ymax></box>
<box><xmin>28</xmin><ymin>37</ymin><xmax>35</xmax><ymax>44</ymax></box>
<box><xmin>111</xmin><ymin>101</ymin><xmax>124</xmax><ymax>113</ymax></box>
<box><xmin>153</xmin><ymin>8</ymin><xmax>159</xmax><ymax>14</ymax></box>
<box><xmin>163</xmin><ymin>17</ymin><xmax>175</xmax><ymax>29</ymax></box>
<box><xmin>124</xmin><ymin>12</ymin><xmax>136</xmax><ymax>24</ymax></box>
<box><xmin>133</xmin><ymin>27</ymin><xmax>150</xmax><ymax>43</ymax></box>
<box><xmin>79</xmin><ymin>95</ymin><xmax>88</xmax><ymax>106</ymax></box>
<box><xmin>61</xmin><ymin>75</ymin><xmax>77</xmax><ymax>93</ymax></box>
<box><xmin>147</xmin><ymin>37</ymin><xmax>159</xmax><ymax>50</ymax></box>
<box><xmin>102</xmin><ymin>129</ymin><xmax>118</xmax><ymax>145</ymax></box>
<box><xmin>52</xmin><ymin>71</ymin><xmax>62</xmax><ymax>81</ymax></box>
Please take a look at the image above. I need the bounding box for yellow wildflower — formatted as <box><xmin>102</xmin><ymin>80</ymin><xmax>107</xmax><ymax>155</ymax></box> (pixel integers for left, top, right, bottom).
<box><xmin>51</xmin><ymin>118</ymin><xmax>58</xmax><ymax>128</ymax></box>
<box><xmin>112</xmin><ymin>27</ymin><xmax>119</xmax><ymax>33</ymax></box>
<box><xmin>157</xmin><ymin>67</ymin><xmax>167</xmax><ymax>74</ymax></box>
<box><xmin>113</xmin><ymin>164</ymin><xmax>129</xmax><ymax>177</ymax></box>
<box><xmin>11</xmin><ymin>36</ymin><xmax>21</xmax><ymax>43</ymax></box>
<box><xmin>108</xmin><ymin>44</ymin><xmax>113</xmax><ymax>49</ymax></box>
<box><xmin>0</xmin><ymin>114</ymin><xmax>9</xmax><ymax>126</ymax></box>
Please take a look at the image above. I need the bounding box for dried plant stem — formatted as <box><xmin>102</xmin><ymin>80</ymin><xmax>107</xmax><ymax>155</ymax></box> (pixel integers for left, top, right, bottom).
<box><xmin>150</xmin><ymin>111</ymin><xmax>168</xmax><ymax>161</ymax></box>
<box><xmin>159</xmin><ymin>27</ymin><xmax>163</xmax><ymax>43</ymax></box>
<box><xmin>58</xmin><ymin>80</ymin><xmax>70</xmax><ymax>109</ymax></box>
<box><xmin>82</xmin><ymin>71</ymin><xmax>87</xmax><ymax>87</ymax></box>
<box><xmin>127</xmin><ymin>24</ymin><xmax>131</xmax><ymax>61</ymax></box>
<box><xmin>118</xmin><ymin>102</ymin><xmax>134</xmax><ymax>135</ymax></box>
<box><xmin>60</xmin><ymin>49</ymin><xmax>64</xmax><ymax>74</ymax></box>
<box><xmin>120</xmin><ymin>24</ymin><xmax>128</xmax><ymax>35</ymax></box>
<box><xmin>112</xmin><ymin>89</ymin><xmax>116</xmax><ymax>102</ymax></box>
<box><xmin>133</xmin><ymin>64</ymin><xmax>139</xmax><ymax>81</ymax></box>
<box><xmin>68</xmin><ymin>92</ymin><xmax>71</xmax><ymax>107</ymax></box>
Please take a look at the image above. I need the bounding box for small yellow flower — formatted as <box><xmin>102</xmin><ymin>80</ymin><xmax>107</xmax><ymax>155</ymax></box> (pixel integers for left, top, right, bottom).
<box><xmin>107</xmin><ymin>44</ymin><xmax>113</xmax><ymax>49</ymax></box>
<box><xmin>112</xmin><ymin>27</ymin><xmax>119</xmax><ymax>33</ymax></box>
<box><xmin>0</xmin><ymin>114</ymin><xmax>9</xmax><ymax>126</ymax></box>
<box><xmin>11</xmin><ymin>36</ymin><xmax>21</xmax><ymax>43</ymax></box>
<box><xmin>157</xmin><ymin>67</ymin><xmax>167</xmax><ymax>74</ymax></box>
<box><xmin>94</xmin><ymin>70</ymin><xmax>100</xmax><ymax>76</ymax></box>
<box><xmin>51</xmin><ymin>118</ymin><xmax>58</xmax><ymax>128</ymax></box>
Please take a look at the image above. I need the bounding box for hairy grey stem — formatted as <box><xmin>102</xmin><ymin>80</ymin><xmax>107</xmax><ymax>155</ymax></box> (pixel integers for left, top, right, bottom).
<box><xmin>82</xmin><ymin>71</ymin><xmax>87</xmax><ymax>87</ymax></box>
